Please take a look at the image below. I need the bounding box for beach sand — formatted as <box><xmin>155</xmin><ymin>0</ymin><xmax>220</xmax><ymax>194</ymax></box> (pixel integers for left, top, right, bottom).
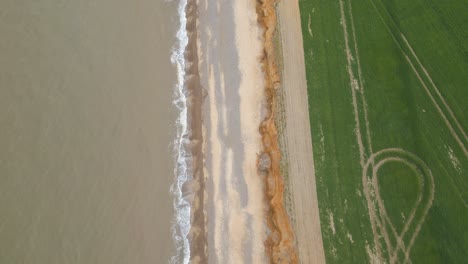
<box><xmin>195</xmin><ymin>0</ymin><xmax>267</xmax><ymax>263</ymax></box>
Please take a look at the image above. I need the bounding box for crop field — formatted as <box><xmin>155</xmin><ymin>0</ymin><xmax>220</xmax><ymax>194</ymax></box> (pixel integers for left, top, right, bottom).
<box><xmin>298</xmin><ymin>0</ymin><xmax>467</xmax><ymax>263</ymax></box>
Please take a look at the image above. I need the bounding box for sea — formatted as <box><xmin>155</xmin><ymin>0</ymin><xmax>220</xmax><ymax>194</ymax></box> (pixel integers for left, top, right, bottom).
<box><xmin>0</xmin><ymin>0</ymin><xmax>190</xmax><ymax>263</ymax></box>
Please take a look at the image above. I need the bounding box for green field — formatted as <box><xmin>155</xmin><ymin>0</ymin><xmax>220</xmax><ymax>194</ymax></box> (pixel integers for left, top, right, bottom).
<box><xmin>298</xmin><ymin>0</ymin><xmax>468</xmax><ymax>263</ymax></box>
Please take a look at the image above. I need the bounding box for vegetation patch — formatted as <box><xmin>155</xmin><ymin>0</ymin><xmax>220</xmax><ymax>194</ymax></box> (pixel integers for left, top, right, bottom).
<box><xmin>298</xmin><ymin>0</ymin><xmax>468</xmax><ymax>262</ymax></box>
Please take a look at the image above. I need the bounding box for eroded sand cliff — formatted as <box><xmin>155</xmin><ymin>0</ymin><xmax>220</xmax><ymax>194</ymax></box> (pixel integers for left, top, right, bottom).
<box><xmin>256</xmin><ymin>0</ymin><xmax>298</xmax><ymax>263</ymax></box>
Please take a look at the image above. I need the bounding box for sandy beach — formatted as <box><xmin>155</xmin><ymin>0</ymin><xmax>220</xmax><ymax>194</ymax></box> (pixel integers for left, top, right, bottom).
<box><xmin>195</xmin><ymin>0</ymin><xmax>267</xmax><ymax>263</ymax></box>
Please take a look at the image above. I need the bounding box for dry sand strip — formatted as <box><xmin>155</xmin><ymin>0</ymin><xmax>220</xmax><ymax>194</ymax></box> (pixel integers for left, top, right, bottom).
<box><xmin>277</xmin><ymin>1</ymin><xmax>326</xmax><ymax>263</ymax></box>
<box><xmin>197</xmin><ymin>0</ymin><xmax>267</xmax><ymax>263</ymax></box>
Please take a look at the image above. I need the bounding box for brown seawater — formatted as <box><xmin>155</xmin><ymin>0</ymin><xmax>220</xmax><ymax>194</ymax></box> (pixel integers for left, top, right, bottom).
<box><xmin>0</xmin><ymin>1</ymin><xmax>180</xmax><ymax>263</ymax></box>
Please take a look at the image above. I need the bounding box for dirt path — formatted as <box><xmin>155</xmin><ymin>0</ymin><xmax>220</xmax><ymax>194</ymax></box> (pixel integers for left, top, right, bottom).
<box><xmin>276</xmin><ymin>1</ymin><xmax>326</xmax><ymax>263</ymax></box>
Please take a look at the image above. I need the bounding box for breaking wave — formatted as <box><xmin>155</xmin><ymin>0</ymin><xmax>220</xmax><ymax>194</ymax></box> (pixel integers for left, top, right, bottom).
<box><xmin>170</xmin><ymin>0</ymin><xmax>191</xmax><ymax>263</ymax></box>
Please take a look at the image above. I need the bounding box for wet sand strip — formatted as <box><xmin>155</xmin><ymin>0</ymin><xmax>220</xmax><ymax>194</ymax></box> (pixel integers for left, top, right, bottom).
<box><xmin>185</xmin><ymin>1</ymin><xmax>207</xmax><ymax>263</ymax></box>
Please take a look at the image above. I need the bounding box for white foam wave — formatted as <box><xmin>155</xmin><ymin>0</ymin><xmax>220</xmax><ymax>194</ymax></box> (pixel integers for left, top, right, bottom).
<box><xmin>170</xmin><ymin>0</ymin><xmax>191</xmax><ymax>263</ymax></box>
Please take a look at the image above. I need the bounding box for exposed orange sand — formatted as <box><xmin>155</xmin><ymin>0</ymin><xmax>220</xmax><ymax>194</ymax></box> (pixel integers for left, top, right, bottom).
<box><xmin>256</xmin><ymin>0</ymin><xmax>298</xmax><ymax>263</ymax></box>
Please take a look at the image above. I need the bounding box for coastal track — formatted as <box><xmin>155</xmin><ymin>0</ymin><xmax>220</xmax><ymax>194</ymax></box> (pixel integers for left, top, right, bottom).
<box><xmin>277</xmin><ymin>0</ymin><xmax>326</xmax><ymax>263</ymax></box>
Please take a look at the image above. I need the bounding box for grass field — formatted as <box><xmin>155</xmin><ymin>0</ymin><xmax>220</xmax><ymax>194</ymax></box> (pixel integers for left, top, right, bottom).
<box><xmin>298</xmin><ymin>0</ymin><xmax>467</xmax><ymax>263</ymax></box>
